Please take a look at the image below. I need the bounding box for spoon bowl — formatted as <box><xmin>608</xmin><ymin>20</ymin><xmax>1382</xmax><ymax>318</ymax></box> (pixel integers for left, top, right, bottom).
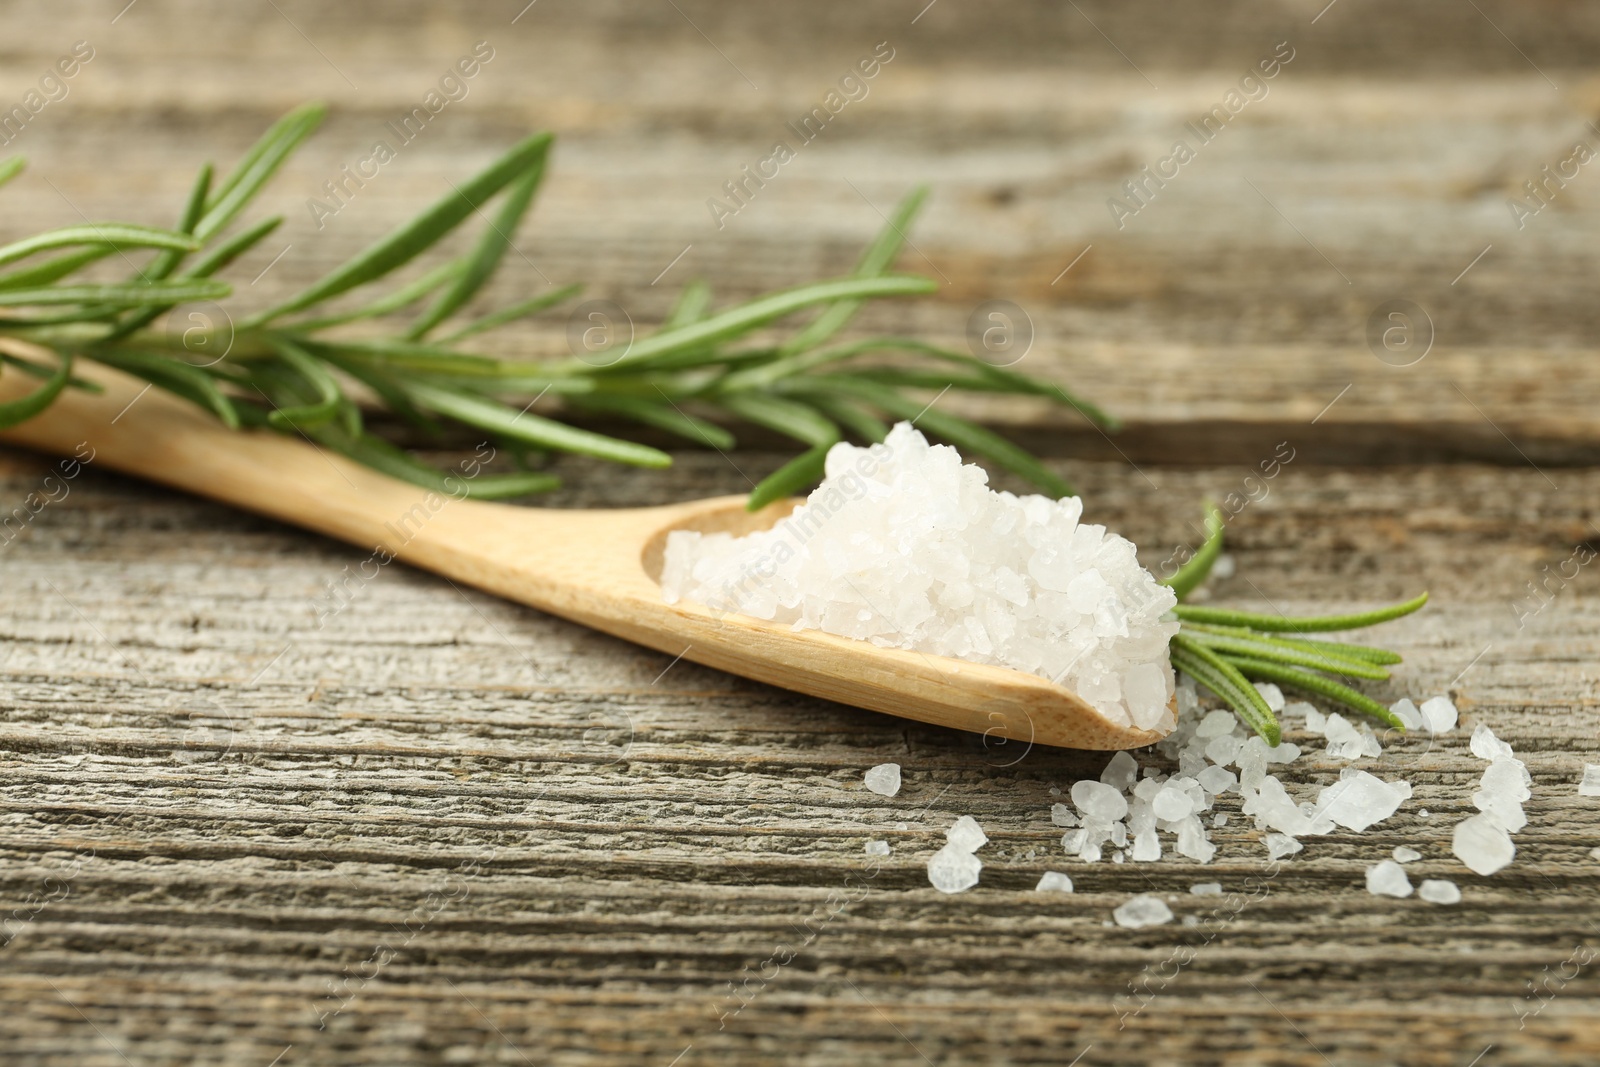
<box><xmin>0</xmin><ymin>363</ymin><xmax>1167</xmax><ymax>750</ymax></box>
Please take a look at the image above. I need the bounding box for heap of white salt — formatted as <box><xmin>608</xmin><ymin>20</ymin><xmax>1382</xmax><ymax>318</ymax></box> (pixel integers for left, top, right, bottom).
<box><xmin>662</xmin><ymin>424</ymin><xmax>1180</xmax><ymax>730</ymax></box>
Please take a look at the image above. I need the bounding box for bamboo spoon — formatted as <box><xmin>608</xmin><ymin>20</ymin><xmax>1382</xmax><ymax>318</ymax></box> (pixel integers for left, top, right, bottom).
<box><xmin>0</xmin><ymin>362</ymin><xmax>1166</xmax><ymax>750</ymax></box>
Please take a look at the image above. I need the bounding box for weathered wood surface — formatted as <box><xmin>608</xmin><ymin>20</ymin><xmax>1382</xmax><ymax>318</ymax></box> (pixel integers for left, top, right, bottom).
<box><xmin>1</xmin><ymin>1</ymin><xmax>1599</xmax><ymax>1064</ymax></box>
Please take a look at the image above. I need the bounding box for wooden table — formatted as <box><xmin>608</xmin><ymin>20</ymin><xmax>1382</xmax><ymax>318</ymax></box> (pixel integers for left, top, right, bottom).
<box><xmin>2</xmin><ymin>2</ymin><xmax>1598</xmax><ymax>1064</ymax></box>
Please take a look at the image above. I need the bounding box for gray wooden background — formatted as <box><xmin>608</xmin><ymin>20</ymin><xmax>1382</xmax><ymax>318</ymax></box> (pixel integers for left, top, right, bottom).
<box><xmin>2</xmin><ymin>1</ymin><xmax>1599</xmax><ymax>1064</ymax></box>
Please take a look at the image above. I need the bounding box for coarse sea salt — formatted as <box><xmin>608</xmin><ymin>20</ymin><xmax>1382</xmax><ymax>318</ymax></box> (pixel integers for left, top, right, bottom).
<box><xmin>1035</xmin><ymin>871</ymin><xmax>1074</xmax><ymax>893</ymax></box>
<box><xmin>1580</xmin><ymin>764</ymin><xmax>1600</xmax><ymax>797</ymax></box>
<box><xmin>863</xmin><ymin>763</ymin><xmax>902</xmax><ymax>797</ymax></box>
<box><xmin>1366</xmin><ymin>859</ymin><xmax>1413</xmax><ymax>898</ymax></box>
<box><xmin>1418</xmin><ymin>879</ymin><xmax>1461</xmax><ymax>904</ymax></box>
<box><xmin>1113</xmin><ymin>894</ymin><xmax>1174</xmax><ymax>929</ymax></box>
<box><xmin>660</xmin><ymin>423</ymin><xmax>1180</xmax><ymax>731</ymax></box>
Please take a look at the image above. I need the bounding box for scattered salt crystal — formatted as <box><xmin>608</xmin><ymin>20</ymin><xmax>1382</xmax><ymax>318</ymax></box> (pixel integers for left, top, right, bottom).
<box><xmin>1254</xmin><ymin>682</ymin><xmax>1286</xmax><ymax>713</ymax></box>
<box><xmin>1418</xmin><ymin>879</ymin><xmax>1461</xmax><ymax>904</ymax></box>
<box><xmin>1072</xmin><ymin>780</ymin><xmax>1129</xmax><ymax>823</ymax></box>
<box><xmin>946</xmin><ymin>815</ymin><xmax>988</xmax><ymax>852</ymax></box>
<box><xmin>662</xmin><ymin>423</ymin><xmax>1181</xmax><ymax>729</ymax></box>
<box><xmin>1419</xmin><ymin>696</ymin><xmax>1458</xmax><ymax>735</ymax></box>
<box><xmin>1282</xmin><ymin>700</ymin><xmax>1316</xmax><ymax>721</ymax></box>
<box><xmin>927</xmin><ymin>844</ymin><xmax>982</xmax><ymax>893</ymax></box>
<box><xmin>1061</xmin><ymin>829</ymin><xmax>1087</xmax><ymax>853</ymax></box>
<box><xmin>1470</xmin><ymin>723</ymin><xmax>1514</xmax><ymax>763</ymax></box>
<box><xmin>1590</xmin><ymin>846</ymin><xmax>1600</xmax><ymax>862</ymax></box>
<box><xmin>1418</xmin><ymin>808</ymin><xmax>1430</xmax><ymax>818</ymax></box>
<box><xmin>1175</xmin><ymin>817</ymin><xmax>1216</xmax><ymax>862</ymax></box>
<box><xmin>1051</xmin><ymin>803</ymin><xmax>1080</xmax><ymax>828</ymax></box>
<box><xmin>1388</xmin><ymin>698</ymin><xmax>1422</xmax><ymax>731</ymax></box>
<box><xmin>1113</xmin><ymin>894</ymin><xmax>1174</xmax><ymax>929</ymax></box>
<box><xmin>1205</xmin><ymin>734</ymin><xmax>1243</xmax><ymax>766</ymax></box>
<box><xmin>1198</xmin><ymin>765</ymin><xmax>1238</xmax><ymax>795</ymax></box>
<box><xmin>1035</xmin><ymin>871</ymin><xmax>1074</xmax><ymax>893</ymax></box>
<box><xmin>1265</xmin><ymin>741</ymin><xmax>1302</xmax><ymax>765</ymax></box>
<box><xmin>1101</xmin><ymin>750</ymin><xmax>1139</xmax><ymax>791</ymax></box>
<box><xmin>1211</xmin><ymin>813</ymin><xmax>1228</xmax><ymax>828</ymax></box>
<box><xmin>1265</xmin><ymin>833</ymin><xmax>1303</xmax><ymax>859</ymax></box>
<box><xmin>864</xmin><ymin>763</ymin><xmax>901</xmax><ymax>797</ymax></box>
<box><xmin>1579</xmin><ymin>765</ymin><xmax>1600</xmax><ymax>797</ymax></box>
<box><xmin>1152</xmin><ymin>782</ymin><xmax>1196</xmax><ymax>822</ymax></box>
<box><xmin>1304</xmin><ymin>706</ymin><xmax>1328</xmax><ymax>735</ymax></box>
<box><xmin>1213</xmin><ymin>554</ymin><xmax>1236</xmax><ymax>578</ymax></box>
<box><xmin>865</xmin><ymin>840</ymin><xmax>891</xmax><ymax>856</ymax></box>
<box><xmin>1112</xmin><ymin>851</ymin><xmax>1126</xmax><ymax>863</ymax></box>
<box><xmin>1474</xmin><ymin>759</ymin><xmax>1531</xmax><ymax>833</ymax></box>
<box><xmin>1392</xmin><ymin>846</ymin><xmax>1422</xmax><ymax>863</ymax></box>
<box><xmin>1131</xmin><ymin>827</ymin><xmax>1161</xmax><ymax>862</ymax></box>
<box><xmin>1190</xmin><ymin>882</ymin><xmax>1223</xmax><ymax>896</ymax></box>
<box><xmin>1196</xmin><ymin>709</ymin><xmax>1237</xmax><ymax>738</ymax></box>
<box><xmin>1453</xmin><ymin>812</ymin><xmax>1516</xmax><ymax>876</ymax></box>
<box><xmin>1366</xmin><ymin>859</ymin><xmax>1413</xmax><ymax>898</ymax></box>
<box><xmin>1323</xmin><ymin>713</ymin><xmax>1367</xmax><ymax>762</ymax></box>
<box><xmin>1314</xmin><ymin>770</ymin><xmax>1410</xmax><ymax>832</ymax></box>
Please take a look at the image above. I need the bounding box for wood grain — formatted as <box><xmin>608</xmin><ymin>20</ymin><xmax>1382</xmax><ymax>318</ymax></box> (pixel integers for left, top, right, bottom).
<box><xmin>1</xmin><ymin>2</ymin><xmax>1598</xmax><ymax>1065</ymax></box>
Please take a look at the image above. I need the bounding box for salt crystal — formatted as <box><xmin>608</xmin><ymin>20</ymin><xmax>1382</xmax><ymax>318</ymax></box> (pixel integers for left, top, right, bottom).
<box><xmin>1265</xmin><ymin>833</ymin><xmax>1303</xmax><ymax>859</ymax></box>
<box><xmin>1323</xmin><ymin>713</ymin><xmax>1367</xmax><ymax>762</ymax></box>
<box><xmin>662</xmin><ymin>423</ymin><xmax>1181</xmax><ymax>729</ymax></box>
<box><xmin>1051</xmin><ymin>803</ymin><xmax>1080</xmax><ymax>827</ymax></box>
<box><xmin>1175</xmin><ymin>817</ymin><xmax>1216</xmax><ymax>862</ymax></box>
<box><xmin>864</xmin><ymin>763</ymin><xmax>902</xmax><ymax>797</ymax></box>
<box><xmin>1418</xmin><ymin>808</ymin><xmax>1430</xmax><ymax>818</ymax></box>
<box><xmin>1265</xmin><ymin>741</ymin><xmax>1302</xmax><ymax>765</ymax></box>
<box><xmin>1419</xmin><ymin>696</ymin><xmax>1458</xmax><ymax>734</ymax></box>
<box><xmin>1113</xmin><ymin>894</ymin><xmax>1174</xmax><ymax>929</ymax></box>
<box><xmin>1101</xmin><ymin>750</ymin><xmax>1139</xmax><ymax>791</ymax></box>
<box><xmin>1453</xmin><ymin>812</ymin><xmax>1516</xmax><ymax>875</ymax></box>
<box><xmin>1205</xmin><ymin>734</ymin><xmax>1243</xmax><ymax>766</ymax></box>
<box><xmin>1469</xmin><ymin>723</ymin><xmax>1514</xmax><ymax>763</ymax></box>
<box><xmin>1190</xmin><ymin>882</ymin><xmax>1223</xmax><ymax>896</ymax></box>
<box><xmin>1253</xmin><ymin>682</ymin><xmax>1286</xmax><ymax>713</ymax></box>
<box><xmin>1418</xmin><ymin>879</ymin><xmax>1461</xmax><ymax>904</ymax></box>
<box><xmin>1211</xmin><ymin>813</ymin><xmax>1228</xmax><ymax>828</ymax></box>
<box><xmin>1131</xmin><ymin>827</ymin><xmax>1161</xmax><ymax>862</ymax></box>
<box><xmin>927</xmin><ymin>844</ymin><xmax>982</xmax><ymax>893</ymax></box>
<box><xmin>1061</xmin><ymin>829</ymin><xmax>1087</xmax><ymax>853</ymax></box>
<box><xmin>1392</xmin><ymin>846</ymin><xmax>1422</xmax><ymax>863</ymax></box>
<box><xmin>1198</xmin><ymin>765</ymin><xmax>1238</xmax><ymax>795</ymax></box>
<box><xmin>1035</xmin><ymin>871</ymin><xmax>1074</xmax><ymax>893</ymax></box>
<box><xmin>1152</xmin><ymin>783</ymin><xmax>1196</xmax><ymax>822</ymax></box>
<box><xmin>1304</xmin><ymin>706</ymin><xmax>1328</xmax><ymax>735</ymax></box>
<box><xmin>1282</xmin><ymin>700</ymin><xmax>1316</xmax><ymax>721</ymax></box>
<box><xmin>1579</xmin><ymin>765</ymin><xmax>1600</xmax><ymax>797</ymax></box>
<box><xmin>1590</xmin><ymin>846</ymin><xmax>1600</xmax><ymax>862</ymax></box>
<box><xmin>946</xmin><ymin>815</ymin><xmax>988</xmax><ymax>852</ymax></box>
<box><xmin>1366</xmin><ymin>859</ymin><xmax>1413</xmax><ymax>898</ymax></box>
<box><xmin>865</xmin><ymin>840</ymin><xmax>891</xmax><ymax>856</ymax></box>
<box><xmin>1072</xmin><ymin>780</ymin><xmax>1129</xmax><ymax>823</ymax></box>
<box><xmin>1213</xmin><ymin>554</ymin><xmax>1236</xmax><ymax>578</ymax></box>
<box><xmin>1388</xmin><ymin>698</ymin><xmax>1422</xmax><ymax>731</ymax></box>
<box><xmin>1196</xmin><ymin>709</ymin><xmax>1237</xmax><ymax>739</ymax></box>
<box><xmin>1314</xmin><ymin>770</ymin><xmax>1409</xmax><ymax>832</ymax></box>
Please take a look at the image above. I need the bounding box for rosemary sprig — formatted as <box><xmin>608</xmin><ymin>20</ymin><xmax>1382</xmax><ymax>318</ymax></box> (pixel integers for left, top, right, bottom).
<box><xmin>0</xmin><ymin>103</ymin><xmax>1113</xmax><ymax>503</ymax></box>
<box><xmin>1163</xmin><ymin>502</ymin><xmax>1428</xmax><ymax>742</ymax></box>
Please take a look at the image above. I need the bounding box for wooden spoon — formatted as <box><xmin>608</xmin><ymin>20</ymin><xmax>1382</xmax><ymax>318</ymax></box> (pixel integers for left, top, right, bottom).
<box><xmin>0</xmin><ymin>362</ymin><xmax>1165</xmax><ymax>750</ymax></box>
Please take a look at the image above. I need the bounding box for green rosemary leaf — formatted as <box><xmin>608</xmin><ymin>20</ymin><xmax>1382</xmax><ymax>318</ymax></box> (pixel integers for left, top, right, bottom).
<box><xmin>313</xmin><ymin>337</ymin><xmax>502</xmax><ymax>376</ymax></box>
<box><xmin>570</xmin><ymin>393</ymin><xmax>736</xmax><ymax>450</ymax></box>
<box><xmin>313</xmin><ymin>425</ymin><xmax>560</xmax><ymax>500</ymax></box>
<box><xmin>404</xmin><ymin>380</ymin><xmax>672</xmax><ymax>468</ymax></box>
<box><xmin>143</xmin><ymin>162</ymin><xmax>214</xmax><ymax>282</ymax></box>
<box><xmin>1163</xmin><ymin>501</ymin><xmax>1224</xmax><ymax>600</ymax></box>
<box><xmin>90</xmin><ymin>349</ymin><xmax>241</xmax><ymax>429</ymax></box>
<box><xmin>1170</xmin><ymin>634</ymin><xmax>1281</xmax><ymax>744</ymax></box>
<box><xmin>806</xmin><ymin>395</ymin><xmax>888</xmax><ymax>443</ymax></box>
<box><xmin>196</xmin><ymin>102</ymin><xmax>324</xmax><ymax>242</ymax></box>
<box><xmin>1179</xmin><ymin>630</ymin><xmax>1390</xmax><ymax>680</ymax></box>
<box><xmin>250</xmin><ymin>131</ymin><xmax>553</xmax><ymax>324</ymax></box>
<box><xmin>717</xmin><ymin>392</ymin><xmax>839</xmax><ymax>448</ymax></box>
<box><xmin>661</xmin><ymin>279</ymin><xmax>712</xmax><ymax>330</ymax></box>
<box><xmin>261</xmin><ymin>335</ymin><xmax>346</xmax><ymax>431</ymax></box>
<box><xmin>184</xmin><ymin>215</ymin><xmax>283</xmax><ymax>279</ymax></box>
<box><xmin>1173</xmin><ymin>592</ymin><xmax>1429</xmax><ymax>633</ymax></box>
<box><xmin>1223</xmin><ymin>655</ymin><xmax>1405</xmax><ymax>730</ymax></box>
<box><xmin>408</xmin><ymin>152</ymin><xmax>549</xmax><ymax>339</ymax></box>
<box><xmin>747</xmin><ymin>444</ymin><xmax>827</xmax><ymax>511</ymax></box>
<box><xmin>292</xmin><ymin>259</ymin><xmax>463</xmax><ymax>332</ymax></box>
<box><xmin>780</xmin><ymin>185</ymin><xmax>928</xmax><ymax>355</ymax></box>
<box><xmin>0</xmin><ymin>224</ymin><xmax>201</xmax><ymax>270</ymax></box>
<box><xmin>586</xmin><ymin>275</ymin><xmax>937</xmax><ymax>373</ymax></box>
<box><xmin>1181</xmin><ymin>622</ymin><xmax>1405</xmax><ymax>666</ymax></box>
<box><xmin>0</xmin><ymin>279</ymin><xmax>230</xmax><ymax>308</ymax></box>
<box><xmin>0</xmin><ymin>156</ymin><xmax>24</xmax><ymax>190</ymax></box>
<box><xmin>312</xmin><ymin>345</ymin><xmax>441</xmax><ymax>433</ymax></box>
<box><xmin>0</xmin><ymin>246</ymin><xmax>115</xmax><ymax>291</ymax></box>
<box><xmin>438</xmin><ymin>283</ymin><xmax>582</xmax><ymax>343</ymax></box>
<box><xmin>0</xmin><ymin>350</ymin><xmax>72</xmax><ymax>428</ymax></box>
<box><xmin>783</xmin><ymin>374</ymin><xmax>1074</xmax><ymax>498</ymax></box>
